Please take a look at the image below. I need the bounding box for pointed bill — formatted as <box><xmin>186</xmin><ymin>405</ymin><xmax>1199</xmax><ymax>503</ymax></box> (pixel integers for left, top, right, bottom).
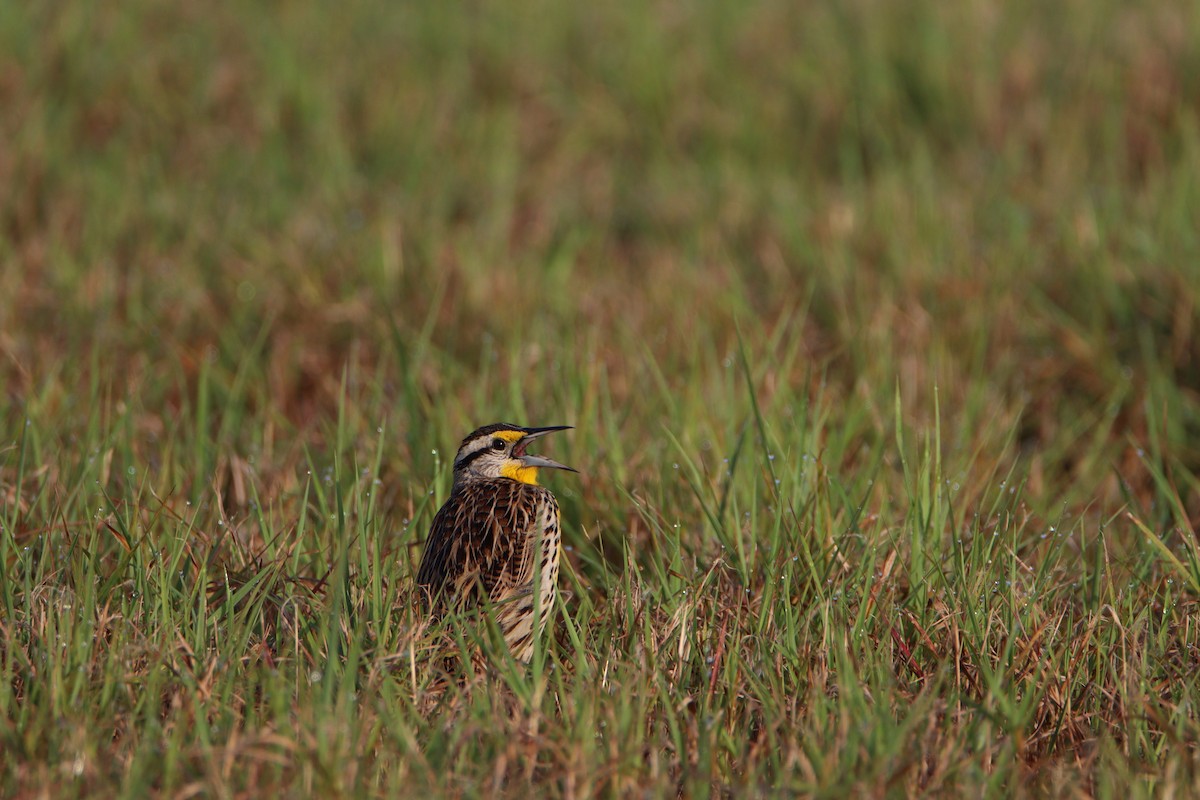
<box><xmin>514</xmin><ymin>425</ymin><xmax>575</xmax><ymax>472</ymax></box>
<box><xmin>519</xmin><ymin>453</ymin><xmax>578</xmax><ymax>473</ymax></box>
<box><xmin>519</xmin><ymin>425</ymin><xmax>573</xmax><ymax>440</ymax></box>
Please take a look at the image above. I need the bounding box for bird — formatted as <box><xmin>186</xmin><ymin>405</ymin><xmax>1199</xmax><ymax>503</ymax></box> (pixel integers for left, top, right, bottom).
<box><xmin>416</xmin><ymin>423</ymin><xmax>576</xmax><ymax>663</ymax></box>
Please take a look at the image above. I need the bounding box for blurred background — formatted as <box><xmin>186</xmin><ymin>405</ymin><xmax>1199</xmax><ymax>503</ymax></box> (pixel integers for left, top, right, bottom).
<box><xmin>1</xmin><ymin>0</ymin><xmax>1198</xmax><ymax>531</ymax></box>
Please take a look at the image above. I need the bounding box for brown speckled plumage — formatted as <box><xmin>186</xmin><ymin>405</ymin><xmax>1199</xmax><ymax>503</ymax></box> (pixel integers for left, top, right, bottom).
<box><xmin>416</xmin><ymin>423</ymin><xmax>572</xmax><ymax>663</ymax></box>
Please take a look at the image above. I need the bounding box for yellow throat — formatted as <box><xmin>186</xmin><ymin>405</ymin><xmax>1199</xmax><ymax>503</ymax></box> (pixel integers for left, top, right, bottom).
<box><xmin>500</xmin><ymin>462</ymin><xmax>540</xmax><ymax>485</ymax></box>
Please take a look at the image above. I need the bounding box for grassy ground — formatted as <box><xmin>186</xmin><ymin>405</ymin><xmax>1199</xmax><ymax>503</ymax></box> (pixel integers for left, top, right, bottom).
<box><xmin>2</xmin><ymin>0</ymin><xmax>1200</xmax><ymax>796</ymax></box>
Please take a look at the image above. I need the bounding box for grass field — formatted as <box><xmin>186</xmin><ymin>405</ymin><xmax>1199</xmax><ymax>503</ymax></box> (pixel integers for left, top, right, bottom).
<box><xmin>3</xmin><ymin>0</ymin><xmax>1200</xmax><ymax>796</ymax></box>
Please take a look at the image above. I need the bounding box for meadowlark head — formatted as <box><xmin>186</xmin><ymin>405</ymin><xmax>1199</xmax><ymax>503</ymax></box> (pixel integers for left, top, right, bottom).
<box><xmin>451</xmin><ymin>423</ymin><xmax>576</xmax><ymax>487</ymax></box>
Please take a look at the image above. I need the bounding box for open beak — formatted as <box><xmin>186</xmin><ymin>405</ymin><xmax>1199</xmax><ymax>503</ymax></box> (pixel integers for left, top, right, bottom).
<box><xmin>515</xmin><ymin>425</ymin><xmax>576</xmax><ymax>473</ymax></box>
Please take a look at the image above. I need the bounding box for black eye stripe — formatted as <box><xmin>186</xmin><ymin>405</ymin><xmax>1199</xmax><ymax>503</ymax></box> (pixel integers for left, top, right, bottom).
<box><xmin>456</xmin><ymin>436</ymin><xmax>510</xmax><ymax>468</ymax></box>
<box><xmin>456</xmin><ymin>447</ymin><xmax>491</xmax><ymax>468</ymax></box>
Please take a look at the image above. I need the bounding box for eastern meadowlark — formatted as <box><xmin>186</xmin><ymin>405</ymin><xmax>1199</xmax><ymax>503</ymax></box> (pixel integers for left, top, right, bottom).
<box><xmin>416</xmin><ymin>423</ymin><xmax>575</xmax><ymax>663</ymax></box>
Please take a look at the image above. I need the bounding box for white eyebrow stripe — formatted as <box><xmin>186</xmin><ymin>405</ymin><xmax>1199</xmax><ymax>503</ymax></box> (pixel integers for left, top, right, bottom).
<box><xmin>455</xmin><ymin>436</ymin><xmax>494</xmax><ymax>466</ymax></box>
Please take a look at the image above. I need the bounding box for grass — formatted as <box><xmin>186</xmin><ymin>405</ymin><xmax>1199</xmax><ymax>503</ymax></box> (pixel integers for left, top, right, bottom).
<box><xmin>2</xmin><ymin>0</ymin><xmax>1199</xmax><ymax>795</ymax></box>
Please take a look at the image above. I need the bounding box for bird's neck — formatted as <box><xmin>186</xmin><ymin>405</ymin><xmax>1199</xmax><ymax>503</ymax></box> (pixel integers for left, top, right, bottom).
<box><xmin>452</xmin><ymin>465</ymin><xmax>540</xmax><ymax>487</ymax></box>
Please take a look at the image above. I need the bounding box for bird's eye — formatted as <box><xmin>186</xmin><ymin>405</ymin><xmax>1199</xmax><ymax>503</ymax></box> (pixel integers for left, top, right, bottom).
<box><xmin>491</xmin><ymin>438</ymin><xmax>506</xmax><ymax>451</ymax></box>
